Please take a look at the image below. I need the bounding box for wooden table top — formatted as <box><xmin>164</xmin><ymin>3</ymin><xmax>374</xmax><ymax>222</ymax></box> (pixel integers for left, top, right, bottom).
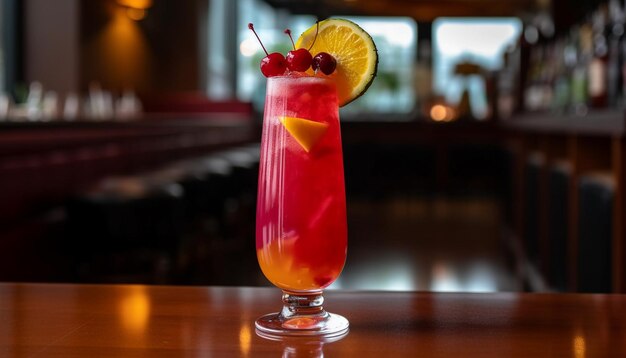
<box><xmin>1</xmin><ymin>284</ymin><xmax>625</xmax><ymax>357</ymax></box>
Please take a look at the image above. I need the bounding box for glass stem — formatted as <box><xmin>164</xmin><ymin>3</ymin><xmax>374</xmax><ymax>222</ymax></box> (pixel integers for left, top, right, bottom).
<box><xmin>280</xmin><ymin>291</ymin><xmax>328</xmax><ymax>320</ymax></box>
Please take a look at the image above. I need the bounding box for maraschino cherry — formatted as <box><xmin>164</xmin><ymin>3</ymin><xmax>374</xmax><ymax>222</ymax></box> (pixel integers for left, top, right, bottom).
<box><xmin>248</xmin><ymin>23</ymin><xmax>286</xmax><ymax>77</ymax></box>
<box><xmin>284</xmin><ymin>29</ymin><xmax>312</xmax><ymax>72</ymax></box>
<box><xmin>312</xmin><ymin>52</ymin><xmax>337</xmax><ymax>75</ymax></box>
<box><xmin>306</xmin><ymin>22</ymin><xmax>336</xmax><ymax>76</ymax></box>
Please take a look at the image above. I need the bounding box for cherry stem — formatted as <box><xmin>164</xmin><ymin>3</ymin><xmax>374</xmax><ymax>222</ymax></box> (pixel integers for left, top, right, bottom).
<box><xmin>308</xmin><ymin>21</ymin><xmax>320</xmax><ymax>51</ymax></box>
<box><xmin>248</xmin><ymin>23</ymin><xmax>268</xmax><ymax>56</ymax></box>
<box><xmin>284</xmin><ymin>29</ymin><xmax>296</xmax><ymax>50</ymax></box>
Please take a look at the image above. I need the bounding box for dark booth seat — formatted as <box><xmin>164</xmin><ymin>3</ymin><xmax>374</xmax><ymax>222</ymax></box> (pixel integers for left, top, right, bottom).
<box><xmin>577</xmin><ymin>172</ymin><xmax>614</xmax><ymax>293</ymax></box>
<box><xmin>547</xmin><ymin>161</ymin><xmax>571</xmax><ymax>291</ymax></box>
<box><xmin>0</xmin><ymin>117</ymin><xmax>255</xmax><ymax>282</ymax></box>
<box><xmin>66</xmin><ymin>176</ymin><xmax>185</xmax><ymax>283</ymax></box>
<box><xmin>523</xmin><ymin>152</ymin><xmax>544</xmax><ymax>266</ymax></box>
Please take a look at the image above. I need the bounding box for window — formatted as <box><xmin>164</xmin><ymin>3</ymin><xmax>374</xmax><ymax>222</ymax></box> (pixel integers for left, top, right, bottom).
<box><xmin>339</xmin><ymin>17</ymin><xmax>417</xmax><ymax>117</ymax></box>
<box><xmin>235</xmin><ymin>0</ymin><xmax>314</xmax><ymax>109</ymax></box>
<box><xmin>208</xmin><ymin>2</ymin><xmax>418</xmax><ymax>117</ymax></box>
<box><xmin>207</xmin><ymin>0</ymin><xmax>232</xmax><ymax>100</ymax></box>
<box><xmin>433</xmin><ymin>18</ymin><xmax>522</xmax><ymax>119</ymax></box>
<box><xmin>225</xmin><ymin>0</ymin><xmax>418</xmax><ymax>117</ymax></box>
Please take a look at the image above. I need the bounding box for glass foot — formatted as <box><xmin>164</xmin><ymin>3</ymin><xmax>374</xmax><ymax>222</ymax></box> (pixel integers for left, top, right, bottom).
<box><xmin>255</xmin><ymin>291</ymin><xmax>349</xmax><ymax>337</ymax></box>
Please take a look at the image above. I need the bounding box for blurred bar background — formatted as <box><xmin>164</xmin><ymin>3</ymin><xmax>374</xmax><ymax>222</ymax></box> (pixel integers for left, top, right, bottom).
<box><xmin>0</xmin><ymin>0</ymin><xmax>624</xmax><ymax>294</ymax></box>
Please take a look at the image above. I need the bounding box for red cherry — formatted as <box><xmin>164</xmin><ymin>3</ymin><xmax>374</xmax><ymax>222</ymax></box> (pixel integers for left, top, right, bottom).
<box><xmin>286</xmin><ymin>48</ymin><xmax>312</xmax><ymax>72</ymax></box>
<box><xmin>249</xmin><ymin>23</ymin><xmax>286</xmax><ymax>77</ymax></box>
<box><xmin>261</xmin><ymin>53</ymin><xmax>287</xmax><ymax>77</ymax></box>
<box><xmin>283</xmin><ymin>29</ymin><xmax>312</xmax><ymax>72</ymax></box>
<box><xmin>312</xmin><ymin>52</ymin><xmax>337</xmax><ymax>75</ymax></box>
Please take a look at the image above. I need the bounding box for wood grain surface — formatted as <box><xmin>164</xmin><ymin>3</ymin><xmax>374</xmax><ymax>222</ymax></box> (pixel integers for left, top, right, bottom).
<box><xmin>1</xmin><ymin>284</ymin><xmax>625</xmax><ymax>357</ymax></box>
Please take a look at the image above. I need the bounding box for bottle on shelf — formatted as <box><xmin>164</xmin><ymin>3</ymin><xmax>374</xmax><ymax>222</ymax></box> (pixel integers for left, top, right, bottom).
<box><xmin>571</xmin><ymin>23</ymin><xmax>592</xmax><ymax>115</ymax></box>
<box><xmin>497</xmin><ymin>43</ymin><xmax>521</xmax><ymax>119</ymax></box>
<box><xmin>619</xmin><ymin>0</ymin><xmax>626</xmax><ymax>108</ymax></box>
<box><xmin>552</xmin><ymin>38</ymin><xmax>572</xmax><ymax>113</ymax></box>
<box><xmin>588</xmin><ymin>6</ymin><xmax>609</xmax><ymax>108</ymax></box>
<box><xmin>525</xmin><ymin>44</ymin><xmax>553</xmax><ymax>111</ymax></box>
<box><xmin>606</xmin><ymin>0</ymin><xmax>624</xmax><ymax>107</ymax></box>
<box><xmin>523</xmin><ymin>43</ymin><xmax>539</xmax><ymax>111</ymax></box>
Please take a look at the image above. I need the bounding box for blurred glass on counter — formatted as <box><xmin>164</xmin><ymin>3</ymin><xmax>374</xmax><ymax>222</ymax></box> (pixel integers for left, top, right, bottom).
<box><xmin>116</xmin><ymin>89</ymin><xmax>143</xmax><ymax>120</ymax></box>
<box><xmin>26</xmin><ymin>81</ymin><xmax>44</xmax><ymax>120</ymax></box>
<box><xmin>0</xmin><ymin>81</ymin><xmax>142</xmax><ymax>122</ymax></box>
<box><xmin>41</xmin><ymin>91</ymin><xmax>60</xmax><ymax>120</ymax></box>
<box><xmin>88</xmin><ymin>82</ymin><xmax>115</xmax><ymax>120</ymax></box>
<box><xmin>63</xmin><ymin>93</ymin><xmax>81</xmax><ymax>121</ymax></box>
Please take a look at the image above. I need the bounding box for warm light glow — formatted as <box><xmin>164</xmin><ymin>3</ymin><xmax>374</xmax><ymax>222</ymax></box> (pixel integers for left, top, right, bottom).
<box><xmin>430</xmin><ymin>104</ymin><xmax>456</xmax><ymax>122</ymax></box>
<box><xmin>574</xmin><ymin>334</ymin><xmax>586</xmax><ymax>358</ymax></box>
<box><xmin>117</xmin><ymin>0</ymin><xmax>153</xmax><ymax>9</ymax></box>
<box><xmin>445</xmin><ymin>108</ymin><xmax>456</xmax><ymax>121</ymax></box>
<box><xmin>88</xmin><ymin>6</ymin><xmax>151</xmax><ymax>89</ymax></box>
<box><xmin>430</xmin><ymin>105</ymin><xmax>447</xmax><ymax>121</ymax></box>
<box><xmin>126</xmin><ymin>8</ymin><xmax>146</xmax><ymax>21</ymax></box>
<box><xmin>119</xmin><ymin>286</ymin><xmax>150</xmax><ymax>335</ymax></box>
<box><xmin>239</xmin><ymin>324</ymin><xmax>252</xmax><ymax>357</ymax></box>
<box><xmin>239</xmin><ymin>39</ymin><xmax>258</xmax><ymax>57</ymax></box>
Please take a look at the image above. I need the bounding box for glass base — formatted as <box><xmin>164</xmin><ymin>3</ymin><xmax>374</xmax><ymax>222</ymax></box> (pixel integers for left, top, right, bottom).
<box><xmin>255</xmin><ymin>291</ymin><xmax>349</xmax><ymax>338</ymax></box>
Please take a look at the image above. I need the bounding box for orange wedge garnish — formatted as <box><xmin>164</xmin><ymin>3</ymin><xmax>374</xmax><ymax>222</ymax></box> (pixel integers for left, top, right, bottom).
<box><xmin>280</xmin><ymin>116</ymin><xmax>329</xmax><ymax>152</ymax></box>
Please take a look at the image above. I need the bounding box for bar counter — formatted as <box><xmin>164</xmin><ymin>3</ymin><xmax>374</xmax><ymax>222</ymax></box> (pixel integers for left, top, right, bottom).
<box><xmin>1</xmin><ymin>284</ymin><xmax>624</xmax><ymax>357</ymax></box>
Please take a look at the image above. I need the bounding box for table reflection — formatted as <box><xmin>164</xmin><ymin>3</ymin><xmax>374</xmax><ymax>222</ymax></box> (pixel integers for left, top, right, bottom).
<box><xmin>118</xmin><ymin>286</ymin><xmax>150</xmax><ymax>335</ymax></box>
<box><xmin>239</xmin><ymin>324</ymin><xmax>252</xmax><ymax>357</ymax></box>
<box><xmin>256</xmin><ymin>329</ymin><xmax>348</xmax><ymax>358</ymax></box>
<box><xmin>573</xmin><ymin>333</ymin><xmax>586</xmax><ymax>358</ymax></box>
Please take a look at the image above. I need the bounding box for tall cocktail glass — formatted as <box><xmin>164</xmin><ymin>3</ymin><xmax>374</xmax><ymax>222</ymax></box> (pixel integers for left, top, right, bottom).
<box><xmin>255</xmin><ymin>74</ymin><xmax>348</xmax><ymax>337</ymax></box>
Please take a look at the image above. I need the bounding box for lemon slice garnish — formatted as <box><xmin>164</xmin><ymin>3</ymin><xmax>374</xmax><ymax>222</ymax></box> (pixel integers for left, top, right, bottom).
<box><xmin>295</xmin><ymin>19</ymin><xmax>378</xmax><ymax>107</ymax></box>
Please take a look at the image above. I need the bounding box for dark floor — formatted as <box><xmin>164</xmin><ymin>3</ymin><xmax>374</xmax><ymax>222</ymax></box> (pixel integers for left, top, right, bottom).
<box><xmin>204</xmin><ymin>195</ymin><xmax>520</xmax><ymax>292</ymax></box>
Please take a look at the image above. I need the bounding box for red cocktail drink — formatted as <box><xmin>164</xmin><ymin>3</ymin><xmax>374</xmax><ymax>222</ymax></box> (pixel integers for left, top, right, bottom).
<box><xmin>256</xmin><ymin>75</ymin><xmax>347</xmax><ymax>292</ymax></box>
<box><xmin>255</xmin><ymin>75</ymin><xmax>349</xmax><ymax>336</ymax></box>
<box><xmin>250</xmin><ymin>16</ymin><xmax>376</xmax><ymax>338</ymax></box>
